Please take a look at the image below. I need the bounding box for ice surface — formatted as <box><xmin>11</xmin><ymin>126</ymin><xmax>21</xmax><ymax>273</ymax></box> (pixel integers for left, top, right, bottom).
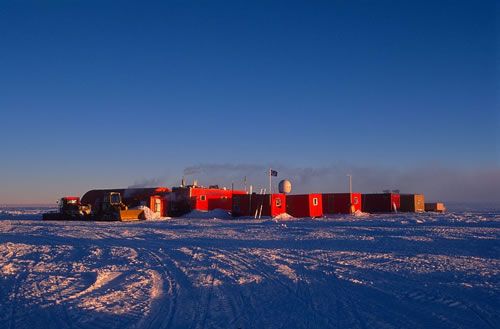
<box><xmin>0</xmin><ymin>207</ymin><xmax>498</xmax><ymax>328</ymax></box>
<box><xmin>0</xmin><ymin>206</ymin><xmax>57</xmax><ymax>220</ymax></box>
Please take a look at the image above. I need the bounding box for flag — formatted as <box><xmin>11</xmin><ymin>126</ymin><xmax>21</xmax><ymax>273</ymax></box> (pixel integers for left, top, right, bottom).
<box><xmin>270</xmin><ymin>169</ymin><xmax>278</xmax><ymax>177</ymax></box>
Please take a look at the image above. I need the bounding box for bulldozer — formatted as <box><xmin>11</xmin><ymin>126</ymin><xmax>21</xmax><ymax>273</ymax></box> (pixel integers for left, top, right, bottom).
<box><xmin>92</xmin><ymin>192</ymin><xmax>144</xmax><ymax>221</ymax></box>
<box><xmin>42</xmin><ymin>197</ymin><xmax>92</xmax><ymax>220</ymax></box>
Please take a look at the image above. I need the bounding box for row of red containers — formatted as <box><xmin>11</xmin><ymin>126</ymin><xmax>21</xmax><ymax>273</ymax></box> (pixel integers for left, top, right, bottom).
<box><xmin>232</xmin><ymin>192</ymin><xmax>422</xmax><ymax>218</ymax></box>
<box><xmin>80</xmin><ymin>187</ymin><xmax>425</xmax><ymax>218</ymax></box>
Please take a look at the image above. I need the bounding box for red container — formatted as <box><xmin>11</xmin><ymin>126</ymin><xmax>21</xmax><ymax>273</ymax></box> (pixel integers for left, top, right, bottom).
<box><xmin>286</xmin><ymin>194</ymin><xmax>323</xmax><ymax>218</ymax></box>
<box><xmin>322</xmin><ymin>193</ymin><xmax>362</xmax><ymax>214</ymax></box>
<box><xmin>362</xmin><ymin>193</ymin><xmax>400</xmax><ymax>213</ymax></box>
<box><xmin>167</xmin><ymin>186</ymin><xmax>246</xmax><ymax>216</ymax></box>
<box><xmin>232</xmin><ymin>194</ymin><xmax>286</xmax><ymax>218</ymax></box>
<box><xmin>149</xmin><ymin>195</ymin><xmax>168</xmax><ymax>217</ymax></box>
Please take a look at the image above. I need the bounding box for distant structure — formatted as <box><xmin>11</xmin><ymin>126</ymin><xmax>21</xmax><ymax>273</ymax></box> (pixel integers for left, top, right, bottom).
<box><xmin>278</xmin><ymin>180</ymin><xmax>292</xmax><ymax>194</ymax></box>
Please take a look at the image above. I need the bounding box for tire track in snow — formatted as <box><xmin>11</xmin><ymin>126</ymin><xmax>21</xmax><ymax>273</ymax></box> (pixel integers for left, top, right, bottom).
<box><xmin>73</xmin><ymin>234</ymin><xmax>174</xmax><ymax>329</ymax></box>
<box><xmin>161</xmin><ymin>246</ymin><xmax>240</xmax><ymax>329</ymax></box>
<box><xmin>136</xmin><ymin>248</ymin><xmax>178</xmax><ymax>329</ymax></box>
<box><xmin>31</xmin><ymin>280</ymin><xmax>63</xmax><ymax>329</ymax></box>
<box><xmin>202</xmin><ymin>249</ymin><xmax>243</xmax><ymax>329</ymax></box>
<box><xmin>203</xmin><ymin>249</ymin><xmax>265</xmax><ymax>326</ymax></box>
<box><xmin>154</xmin><ymin>247</ymin><xmax>221</xmax><ymax>329</ymax></box>
<box><xmin>6</xmin><ymin>259</ymin><xmax>69</xmax><ymax>329</ymax></box>
<box><xmin>51</xmin><ymin>275</ymin><xmax>75</xmax><ymax>329</ymax></box>
<box><xmin>198</xmin><ymin>272</ymin><xmax>214</xmax><ymax>329</ymax></box>
<box><xmin>330</xmin><ymin>273</ymin><xmax>371</xmax><ymax>329</ymax></box>
<box><xmin>464</xmin><ymin>303</ymin><xmax>498</xmax><ymax>329</ymax></box>
<box><xmin>214</xmin><ymin>248</ymin><xmax>336</xmax><ymax>327</ymax></box>
<box><xmin>8</xmin><ymin>272</ymin><xmax>24</xmax><ymax>329</ymax></box>
<box><xmin>176</xmin><ymin>246</ymin><xmax>212</xmax><ymax>329</ymax></box>
<box><xmin>1</xmin><ymin>228</ymin><xmax>170</xmax><ymax>329</ymax></box>
<box><xmin>405</xmin><ymin>288</ymin><xmax>498</xmax><ymax>329</ymax></box>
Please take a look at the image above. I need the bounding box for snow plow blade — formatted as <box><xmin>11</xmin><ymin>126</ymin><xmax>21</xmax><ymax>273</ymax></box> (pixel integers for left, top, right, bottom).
<box><xmin>119</xmin><ymin>209</ymin><xmax>144</xmax><ymax>221</ymax></box>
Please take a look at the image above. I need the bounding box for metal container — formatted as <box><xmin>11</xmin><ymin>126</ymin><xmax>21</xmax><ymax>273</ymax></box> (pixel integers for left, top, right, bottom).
<box><xmin>286</xmin><ymin>194</ymin><xmax>323</xmax><ymax>218</ymax></box>
<box><xmin>362</xmin><ymin>193</ymin><xmax>400</xmax><ymax>213</ymax></box>
<box><xmin>425</xmin><ymin>202</ymin><xmax>446</xmax><ymax>212</ymax></box>
<box><xmin>322</xmin><ymin>193</ymin><xmax>362</xmax><ymax>214</ymax></box>
<box><xmin>232</xmin><ymin>193</ymin><xmax>286</xmax><ymax>218</ymax></box>
<box><xmin>400</xmin><ymin>194</ymin><xmax>425</xmax><ymax>212</ymax></box>
<box><xmin>167</xmin><ymin>186</ymin><xmax>246</xmax><ymax>216</ymax></box>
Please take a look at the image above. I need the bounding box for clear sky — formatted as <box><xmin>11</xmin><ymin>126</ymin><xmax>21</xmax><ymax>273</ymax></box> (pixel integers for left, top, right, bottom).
<box><xmin>0</xmin><ymin>0</ymin><xmax>498</xmax><ymax>204</ymax></box>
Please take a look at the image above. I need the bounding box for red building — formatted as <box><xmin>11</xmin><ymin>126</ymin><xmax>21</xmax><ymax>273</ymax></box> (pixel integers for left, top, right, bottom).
<box><xmin>322</xmin><ymin>193</ymin><xmax>362</xmax><ymax>214</ymax></box>
<box><xmin>167</xmin><ymin>186</ymin><xmax>246</xmax><ymax>217</ymax></box>
<box><xmin>362</xmin><ymin>193</ymin><xmax>400</xmax><ymax>213</ymax></box>
<box><xmin>232</xmin><ymin>193</ymin><xmax>286</xmax><ymax>218</ymax></box>
<box><xmin>286</xmin><ymin>194</ymin><xmax>323</xmax><ymax>218</ymax></box>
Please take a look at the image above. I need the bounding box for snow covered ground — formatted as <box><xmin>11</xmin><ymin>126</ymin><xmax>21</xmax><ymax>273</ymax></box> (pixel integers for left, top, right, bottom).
<box><xmin>0</xmin><ymin>208</ymin><xmax>498</xmax><ymax>329</ymax></box>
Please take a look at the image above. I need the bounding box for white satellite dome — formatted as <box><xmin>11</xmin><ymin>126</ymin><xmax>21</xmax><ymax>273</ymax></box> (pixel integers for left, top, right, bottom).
<box><xmin>278</xmin><ymin>180</ymin><xmax>292</xmax><ymax>194</ymax></box>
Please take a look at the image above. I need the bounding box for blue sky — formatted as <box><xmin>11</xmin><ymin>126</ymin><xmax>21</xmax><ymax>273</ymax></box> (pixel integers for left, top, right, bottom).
<box><xmin>0</xmin><ymin>0</ymin><xmax>498</xmax><ymax>204</ymax></box>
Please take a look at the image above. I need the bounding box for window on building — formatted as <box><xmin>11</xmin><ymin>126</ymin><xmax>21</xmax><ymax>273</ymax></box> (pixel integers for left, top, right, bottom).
<box><xmin>313</xmin><ymin>198</ymin><xmax>318</xmax><ymax>206</ymax></box>
<box><xmin>200</xmin><ymin>195</ymin><xmax>206</xmax><ymax>201</ymax></box>
<box><xmin>275</xmin><ymin>198</ymin><xmax>282</xmax><ymax>207</ymax></box>
<box><xmin>110</xmin><ymin>193</ymin><xmax>121</xmax><ymax>204</ymax></box>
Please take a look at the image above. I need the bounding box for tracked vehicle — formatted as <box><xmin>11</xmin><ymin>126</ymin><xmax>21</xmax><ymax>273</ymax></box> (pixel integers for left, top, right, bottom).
<box><xmin>42</xmin><ymin>197</ymin><xmax>91</xmax><ymax>220</ymax></box>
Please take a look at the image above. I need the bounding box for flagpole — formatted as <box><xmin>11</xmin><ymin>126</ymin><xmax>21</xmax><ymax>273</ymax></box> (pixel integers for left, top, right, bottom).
<box><xmin>269</xmin><ymin>168</ymin><xmax>272</xmax><ymax>207</ymax></box>
<box><xmin>269</xmin><ymin>168</ymin><xmax>272</xmax><ymax>195</ymax></box>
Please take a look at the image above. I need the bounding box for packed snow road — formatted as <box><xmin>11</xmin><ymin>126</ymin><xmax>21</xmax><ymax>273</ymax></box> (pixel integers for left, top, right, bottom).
<box><xmin>0</xmin><ymin>211</ymin><xmax>499</xmax><ymax>329</ymax></box>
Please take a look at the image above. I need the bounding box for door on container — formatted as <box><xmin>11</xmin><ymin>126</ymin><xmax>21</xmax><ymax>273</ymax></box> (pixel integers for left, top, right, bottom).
<box><xmin>273</xmin><ymin>195</ymin><xmax>283</xmax><ymax>217</ymax></box>
<box><xmin>151</xmin><ymin>196</ymin><xmax>163</xmax><ymax>217</ymax></box>
<box><xmin>154</xmin><ymin>198</ymin><xmax>162</xmax><ymax>216</ymax></box>
<box><xmin>311</xmin><ymin>196</ymin><xmax>321</xmax><ymax>217</ymax></box>
<box><xmin>352</xmin><ymin>194</ymin><xmax>360</xmax><ymax>212</ymax></box>
<box><xmin>392</xmin><ymin>194</ymin><xmax>400</xmax><ymax>212</ymax></box>
<box><xmin>198</xmin><ymin>195</ymin><xmax>208</xmax><ymax>211</ymax></box>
